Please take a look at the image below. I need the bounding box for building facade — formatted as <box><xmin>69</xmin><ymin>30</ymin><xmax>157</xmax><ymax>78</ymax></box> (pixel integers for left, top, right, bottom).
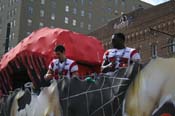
<box><xmin>0</xmin><ymin>0</ymin><xmax>151</xmax><ymax>57</ymax></box>
<box><xmin>0</xmin><ymin>0</ymin><xmax>20</xmax><ymax>57</ymax></box>
<box><xmin>57</xmin><ymin>0</ymin><xmax>151</xmax><ymax>34</ymax></box>
<box><xmin>89</xmin><ymin>1</ymin><xmax>175</xmax><ymax>63</ymax></box>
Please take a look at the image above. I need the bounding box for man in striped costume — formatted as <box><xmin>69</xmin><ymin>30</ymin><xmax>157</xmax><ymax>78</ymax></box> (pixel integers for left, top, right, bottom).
<box><xmin>101</xmin><ymin>32</ymin><xmax>141</xmax><ymax>75</ymax></box>
<box><xmin>45</xmin><ymin>45</ymin><xmax>78</xmax><ymax>80</ymax></box>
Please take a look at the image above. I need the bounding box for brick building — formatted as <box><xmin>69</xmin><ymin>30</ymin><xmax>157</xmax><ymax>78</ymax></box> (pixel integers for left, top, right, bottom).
<box><xmin>89</xmin><ymin>1</ymin><xmax>175</xmax><ymax>63</ymax></box>
<box><xmin>0</xmin><ymin>0</ymin><xmax>151</xmax><ymax>57</ymax></box>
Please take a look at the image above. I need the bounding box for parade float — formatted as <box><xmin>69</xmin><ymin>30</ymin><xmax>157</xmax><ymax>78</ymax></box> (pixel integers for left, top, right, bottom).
<box><xmin>0</xmin><ymin>27</ymin><xmax>105</xmax><ymax>94</ymax></box>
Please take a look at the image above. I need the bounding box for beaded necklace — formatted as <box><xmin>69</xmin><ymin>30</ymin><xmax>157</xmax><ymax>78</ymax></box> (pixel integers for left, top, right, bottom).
<box><xmin>57</xmin><ymin>58</ymin><xmax>67</xmax><ymax>76</ymax></box>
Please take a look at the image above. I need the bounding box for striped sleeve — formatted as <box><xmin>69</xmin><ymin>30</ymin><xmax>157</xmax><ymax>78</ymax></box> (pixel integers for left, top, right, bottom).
<box><xmin>48</xmin><ymin>60</ymin><xmax>54</xmax><ymax>71</ymax></box>
<box><xmin>103</xmin><ymin>50</ymin><xmax>109</xmax><ymax>60</ymax></box>
<box><xmin>70</xmin><ymin>61</ymin><xmax>78</xmax><ymax>72</ymax></box>
<box><xmin>130</xmin><ymin>49</ymin><xmax>141</xmax><ymax>61</ymax></box>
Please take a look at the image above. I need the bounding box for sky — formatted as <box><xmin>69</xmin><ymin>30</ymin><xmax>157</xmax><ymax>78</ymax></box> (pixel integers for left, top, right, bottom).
<box><xmin>140</xmin><ymin>0</ymin><xmax>170</xmax><ymax>5</ymax></box>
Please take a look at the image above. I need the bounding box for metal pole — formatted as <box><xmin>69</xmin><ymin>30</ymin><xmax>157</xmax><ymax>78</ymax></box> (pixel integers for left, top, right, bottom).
<box><xmin>4</xmin><ymin>23</ymin><xmax>11</xmax><ymax>53</ymax></box>
<box><xmin>149</xmin><ymin>27</ymin><xmax>174</xmax><ymax>37</ymax></box>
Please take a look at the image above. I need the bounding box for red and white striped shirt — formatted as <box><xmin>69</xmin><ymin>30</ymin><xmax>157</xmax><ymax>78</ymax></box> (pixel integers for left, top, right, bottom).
<box><xmin>48</xmin><ymin>58</ymin><xmax>78</xmax><ymax>79</ymax></box>
<box><xmin>103</xmin><ymin>47</ymin><xmax>140</xmax><ymax>69</ymax></box>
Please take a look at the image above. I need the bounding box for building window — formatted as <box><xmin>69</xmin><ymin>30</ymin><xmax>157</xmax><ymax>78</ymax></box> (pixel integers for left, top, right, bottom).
<box><xmin>0</xmin><ymin>26</ymin><xmax>2</xmax><ymax>34</ymax></box>
<box><xmin>114</xmin><ymin>10</ymin><xmax>118</xmax><ymax>15</ymax></box>
<box><xmin>72</xmin><ymin>19</ymin><xmax>76</xmax><ymax>26</ymax></box>
<box><xmin>107</xmin><ymin>7</ymin><xmax>112</xmax><ymax>14</ymax></box>
<box><xmin>51</xmin><ymin>13</ymin><xmax>55</xmax><ymax>20</ymax></box>
<box><xmin>13</xmin><ymin>20</ymin><xmax>16</xmax><ymax>27</ymax></box>
<box><xmin>40</xmin><ymin>10</ymin><xmax>44</xmax><ymax>17</ymax></box>
<box><xmin>73</xmin><ymin>8</ymin><xmax>77</xmax><ymax>15</ymax></box>
<box><xmin>132</xmin><ymin>6</ymin><xmax>136</xmax><ymax>11</ymax></box>
<box><xmin>27</xmin><ymin>19</ymin><xmax>32</xmax><ymax>26</ymax></box>
<box><xmin>8</xmin><ymin>46</ymin><xmax>12</xmax><ymax>51</ymax></box>
<box><xmin>10</xmin><ymin>21</ymin><xmax>13</xmax><ymax>28</ymax></box>
<box><xmin>65</xmin><ymin>5</ymin><xmax>69</xmax><ymax>12</ymax></box>
<box><xmin>12</xmin><ymin>0</ymin><xmax>15</xmax><ymax>4</ymax></box>
<box><xmin>80</xmin><ymin>22</ymin><xmax>84</xmax><ymax>28</ymax></box>
<box><xmin>0</xmin><ymin>5</ymin><xmax>3</xmax><ymax>11</ymax></box>
<box><xmin>115</xmin><ymin>0</ymin><xmax>118</xmax><ymax>6</ymax></box>
<box><xmin>50</xmin><ymin>25</ymin><xmax>55</xmax><ymax>28</ymax></box>
<box><xmin>81</xmin><ymin>10</ymin><xmax>85</xmax><ymax>16</ymax></box>
<box><xmin>9</xmin><ymin>34</ymin><xmax>12</xmax><ymax>41</ymax></box>
<box><xmin>28</xmin><ymin>6</ymin><xmax>33</xmax><ymax>16</ymax></box>
<box><xmin>0</xmin><ymin>18</ymin><xmax>2</xmax><ymax>33</ymax></box>
<box><xmin>12</xmin><ymin>32</ymin><xmax>15</xmax><ymax>39</ymax></box>
<box><xmin>81</xmin><ymin>0</ymin><xmax>84</xmax><ymax>5</ymax></box>
<box><xmin>168</xmin><ymin>38</ymin><xmax>175</xmax><ymax>54</ymax></box>
<box><xmin>27</xmin><ymin>32</ymin><xmax>31</xmax><ymax>35</ymax></box>
<box><xmin>121</xmin><ymin>0</ymin><xmax>126</xmax><ymax>12</ymax></box>
<box><xmin>89</xmin><ymin>0</ymin><xmax>92</xmax><ymax>5</ymax></box>
<box><xmin>14</xmin><ymin>8</ymin><xmax>17</xmax><ymax>15</ymax></box>
<box><xmin>88</xmin><ymin>12</ymin><xmax>92</xmax><ymax>20</ymax></box>
<box><xmin>2</xmin><ymin>4</ymin><xmax>4</xmax><ymax>11</ymax></box>
<box><xmin>8</xmin><ymin>11</ymin><xmax>11</xmax><ymax>19</ymax></box>
<box><xmin>101</xmin><ymin>18</ymin><xmax>105</xmax><ymax>23</ymax></box>
<box><xmin>51</xmin><ymin>1</ymin><xmax>56</xmax><ymax>9</ymax></box>
<box><xmin>151</xmin><ymin>43</ymin><xmax>157</xmax><ymax>58</ymax></box>
<box><xmin>9</xmin><ymin>0</ymin><xmax>12</xmax><ymax>6</ymax></box>
<box><xmin>39</xmin><ymin>22</ymin><xmax>44</xmax><ymax>27</ymax></box>
<box><xmin>64</xmin><ymin>17</ymin><xmax>69</xmax><ymax>24</ymax></box>
<box><xmin>73</xmin><ymin>0</ymin><xmax>78</xmax><ymax>5</ymax></box>
<box><xmin>41</xmin><ymin>0</ymin><xmax>45</xmax><ymax>5</ymax></box>
<box><xmin>12</xmin><ymin>9</ymin><xmax>14</xmax><ymax>16</ymax></box>
<box><xmin>88</xmin><ymin>24</ymin><xmax>91</xmax><ymax>30</ymax></box>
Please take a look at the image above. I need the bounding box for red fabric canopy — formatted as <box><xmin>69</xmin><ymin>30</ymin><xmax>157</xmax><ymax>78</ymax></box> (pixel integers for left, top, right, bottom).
<box><xmin>0</xmin><ymin>27</ymin><xmax>105</xmax><ymax>93</ymax></box>
<box><xmin>0</xmin><ymin>28</ymin><xmax>104</xmax><ymax>70</ymax></box>
<box><xmin>0</xmin><ymin>27</ymin><xmax>104</xmax><ymax>69</ymax></box>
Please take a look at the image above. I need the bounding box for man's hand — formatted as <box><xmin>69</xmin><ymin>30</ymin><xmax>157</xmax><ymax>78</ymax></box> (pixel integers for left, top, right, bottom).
<box><xmin>44</xmin><ymin>69</ymin><xmax>54</xmax><ymax>81</ymax></box>
<box><xmin>101</xmin><ymin>62</ymin><xmax>116</xmax><ymax>73</ymax></box>
<box><xmin>44</xmin><ymin>73</ymin><xmax>53</xmax><ymax>81</ymax></box>
<box><xmin>101</xmin><ymin>62</ymin><xmax>113</xmax><ymax>69</ymax></box>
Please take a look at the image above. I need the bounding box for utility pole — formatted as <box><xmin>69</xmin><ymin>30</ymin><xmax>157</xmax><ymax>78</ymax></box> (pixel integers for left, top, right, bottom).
<box><xmin>4</xmin><ymin>23</ymin><xmax>11</xmax><ymax>53</ymax></box>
